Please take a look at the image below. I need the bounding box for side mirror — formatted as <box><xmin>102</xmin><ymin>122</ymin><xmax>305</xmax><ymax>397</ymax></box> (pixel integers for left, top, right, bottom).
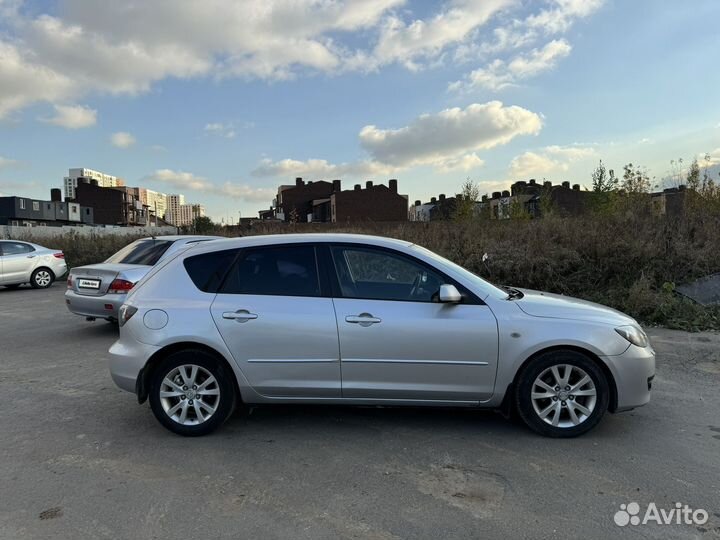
<box><xmin>438</xmin><ymin>284</ymin><xmax>462</xmax><ymax>303</ymax></box>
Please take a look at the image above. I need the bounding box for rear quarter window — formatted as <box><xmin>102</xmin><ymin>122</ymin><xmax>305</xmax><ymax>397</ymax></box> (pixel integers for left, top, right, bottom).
<box><xmin>183</xmin><ymin>249</ymin><xmax>240</xmax><ymax>292</ymax></box>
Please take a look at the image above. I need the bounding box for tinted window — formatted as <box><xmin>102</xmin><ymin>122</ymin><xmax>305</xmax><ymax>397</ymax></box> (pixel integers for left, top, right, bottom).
<box><xmin>184</xmin><ymin>249</ymin><xmax>239</xmax><ymax>293</ymax></box>
<box><xmin>221</xmin><ymin>245</ymin><xmax>320</xmax><ymax>297</ymax></box>
<box><xmin>105</xmin><ymin>239</ymin><xmax>173</xmax><ymax>265</ymax></box>
<box><xmin>331</xmin><ymin>246</ymin><xmax>444</xmax><ymax>302</ymax></box>
<box><xmin>1</xmin><ymin>241</ymin><xmax>34</xmax><ymax>255</ymax></box>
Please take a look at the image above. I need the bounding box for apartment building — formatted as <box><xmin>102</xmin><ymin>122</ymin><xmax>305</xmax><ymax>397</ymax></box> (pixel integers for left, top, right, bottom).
<box><xmin>0</xmin><ymin>189</ymin><xmax>94</xmax><ymax>227</ymax></box>
<box><xmin>63</xmin><ymin>167</ymin><xmax>124</xmax><ymax>199</ymax></box>
<box><xmin>165</xmin><ymin>201</ymin><xmax>205</xmax><ymax>227</ymax></box>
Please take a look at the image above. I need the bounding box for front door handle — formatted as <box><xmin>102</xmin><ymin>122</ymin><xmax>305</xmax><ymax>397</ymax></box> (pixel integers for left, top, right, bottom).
<box><xmin>222</xmin><ymin>309</ymin><xmax>258</xmax><ymax>323</ymax></box>
<box><xmin>345</xmin><ymin>313</ymin><xmax>382</xmax><ymax>326</ymax></box>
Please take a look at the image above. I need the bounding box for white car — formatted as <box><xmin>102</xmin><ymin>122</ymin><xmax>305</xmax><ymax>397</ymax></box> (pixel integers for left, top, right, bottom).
<box><xmin>0</xmin><ymin>240</ymin><xmax>67</xmax><ymax>289</ymax></box>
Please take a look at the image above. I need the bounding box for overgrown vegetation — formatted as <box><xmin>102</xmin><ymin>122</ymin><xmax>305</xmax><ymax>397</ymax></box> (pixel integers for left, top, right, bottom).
<box><xmin>10</xmin><ymin>158</ymin><xmax>720</xmax><ymax>331</ymax></box>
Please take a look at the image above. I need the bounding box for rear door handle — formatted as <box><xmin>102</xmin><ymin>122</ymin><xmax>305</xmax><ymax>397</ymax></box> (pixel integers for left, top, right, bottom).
<box><xmin>222</xmin><ymin>309</ymin><xmax>258</xmax><ymax>322</ymax></box>
<box><xmin>345</xmin><ymin>313</ymin><xmax>382</xmax><ymax>326</ymax></box>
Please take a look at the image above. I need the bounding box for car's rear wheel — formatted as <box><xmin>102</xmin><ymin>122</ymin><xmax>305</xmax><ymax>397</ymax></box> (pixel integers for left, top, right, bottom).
<box><xmin>30</xmin><ymin>268</ymin><xmax>54</xmax><ymax>289</ymax></box>
<box><xmin>148</xmin><ymin>350</ymin><xmax>236</xmax><ymax>436</ymax></box>
<box><xmin>516</xmin><ymin>350</ymin><xmax>609</xmax><ymax>438</ymax></box>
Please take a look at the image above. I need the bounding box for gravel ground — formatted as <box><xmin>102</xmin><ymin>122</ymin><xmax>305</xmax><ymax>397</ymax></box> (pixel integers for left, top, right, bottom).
<box><xmin>1</xmin><ymin>284</ymin><xmax>719</xmax><ymax>539</ymax></box>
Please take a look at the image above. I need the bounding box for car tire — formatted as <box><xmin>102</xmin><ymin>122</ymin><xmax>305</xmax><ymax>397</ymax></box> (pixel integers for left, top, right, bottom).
<box><xmin>515</xmin><ymin>350</ymin><xmax>609</xmax><ymax>438</ymax></box>
<box><xmin>30</xmin><ymin>268</ymin><xmax>54</xmax><ymax>289</ymax></box>
<box><xmin>148</xmin><ymin>350</ymin><xmax>236</xmax><ymax>436</ymax></box>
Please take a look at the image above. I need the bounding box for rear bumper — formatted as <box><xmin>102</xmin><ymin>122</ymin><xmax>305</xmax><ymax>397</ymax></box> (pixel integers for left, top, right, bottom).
<box><xmin>65</xmin><ymin>289</ymin><xmax>127</xmax><ymax>319</ymax></box>
<box><xmin>603</xmin><ymin>344</ymin><xmax>656</xmax><ymax>412</ymax></box>
<box><xmin>109</xmin><ymin>337</ymin><xmax>160</xmax><ymax>393</ymax></box>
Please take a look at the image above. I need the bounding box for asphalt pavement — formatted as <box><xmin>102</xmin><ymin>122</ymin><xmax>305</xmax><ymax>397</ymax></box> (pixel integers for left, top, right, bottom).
<box><xmin>1</xmin><ymin>284</ymin><xmax>719</xmax><ymax>539</ymax></box>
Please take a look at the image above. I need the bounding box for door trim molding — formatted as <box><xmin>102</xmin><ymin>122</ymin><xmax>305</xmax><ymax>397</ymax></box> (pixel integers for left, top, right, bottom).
<box><xmin>342</xmin><ymin>358</ymin><xmax>489</xmax><ymax>366</ymax></box>
<box><xmin>246</xmin><ymin>358</ymin><xmax>338</xmax><ymax>363</ymax></box>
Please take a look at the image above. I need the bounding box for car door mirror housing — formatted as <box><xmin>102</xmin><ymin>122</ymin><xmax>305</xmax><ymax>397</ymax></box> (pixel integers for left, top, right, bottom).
<box><xmin>438</xmin><ymin>284</ymin><xmax>462</xmax><ymax>303</ymax></box>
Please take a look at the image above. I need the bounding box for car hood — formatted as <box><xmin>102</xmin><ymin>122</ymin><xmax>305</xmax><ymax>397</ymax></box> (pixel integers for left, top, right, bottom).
<box><xmin>513</xmin><ymin>288</ymin><xmax>635</xmax><ymax>326</ymax></box>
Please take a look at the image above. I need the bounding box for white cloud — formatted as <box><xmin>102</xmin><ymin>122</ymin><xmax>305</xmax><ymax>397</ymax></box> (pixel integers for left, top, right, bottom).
<box><xmin>450</xmin><ymin>39</ymin><xmax>572</xmax><ymax>91</ymax></box>
<box><xmin>252</xmin><ymin>158</ymin><xmax>393</xmax><ymax>179</ymax></box>
<box><xmin>359</xmin><ymin>101</ymin><xmax>542</xmax><ymax>169</ymax></box>
<box><xmin>110</xmin><ymin>131</ymin><xmax>136</xmax><ymax>148</ymax></box>
<box><xmin>40</xmin><ymin>104</ymin><xmax>97</xmax><ymax>129</ymax></box>
<box><xmin>146</xmin><ymin>168</ymin><xmax>273</xmax><ymax>202</ymax></box>
<box><xmin>0</xmin><ymin>155</ymin><xmax>18</xmax><ymax>168</ymax></box>
<box><xmin>253</xmin><ymin>101</ymin><xmax>540</xmax><ymax>178</ymax></box>
<box><xmin>0</xmin><ymin>1</ymin><xmax>606</xmax><ymax>117</ymax></box>
<box><xmin>204</xmin><ymin>122</ymin><xmax>237</xmax><ymax>139</ymax></box>
<box><xmin>509</xmin><ymin>144</ymin><xmax>596</xmax><ymax>177</ymax></box>
<box><xmin>701</xmin><ymin>148</ymin><xmax>720</xmax><ymax>167</ymax></box>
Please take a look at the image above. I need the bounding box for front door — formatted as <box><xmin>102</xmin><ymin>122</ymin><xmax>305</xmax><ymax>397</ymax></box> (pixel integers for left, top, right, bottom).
<box><xmin>329</xmin><ymin>245</ymin><xmax>498</xmax><ymax>402</ymax></box>
<box><xmin>210</xmin><ymin>244</ymin><xmax>341</xmax><ymax>398</ymax></box>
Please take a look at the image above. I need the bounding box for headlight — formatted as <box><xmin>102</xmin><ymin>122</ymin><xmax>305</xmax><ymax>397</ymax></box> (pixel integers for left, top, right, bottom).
<box><xmin>615</xmin><ymin>325</ymin><xmax>649</xmax><ymax>348</ymax></box>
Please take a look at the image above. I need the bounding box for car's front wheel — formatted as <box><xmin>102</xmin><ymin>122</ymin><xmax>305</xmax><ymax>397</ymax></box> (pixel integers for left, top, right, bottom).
<box><xmin>148</xmin><ymin>350</ymin><xmax>236</xmax><ymax>436</ymax></box>
<box><xmin>516</xmin><ymin>350</ymin><xmax>609</xmax><ymax>438</ymax></box>
<box><xmin>30</xmin><ymin>268</ymin><xmax>54</xmax><ymax>289</ymax></box>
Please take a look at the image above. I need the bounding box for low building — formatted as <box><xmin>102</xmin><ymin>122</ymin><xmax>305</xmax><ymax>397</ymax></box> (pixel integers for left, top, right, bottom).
<box><xmin>651</xmin><ymin>186</ymin><xmax>687</xmax><ymax>217</ymax></box>
<box><xmin>0</xmin><ymin>189</ymin><xmax>94</xmax><ymax>227</ymax></box>
<box><xmin>263</xmin><ymin>177</ymin><xmax>408</xmax><ymax>223</ymax></box>
<box><xmin>329</xmin><ymin>180</ymin><xmax>408</xmax><ymax>223</ymax></box>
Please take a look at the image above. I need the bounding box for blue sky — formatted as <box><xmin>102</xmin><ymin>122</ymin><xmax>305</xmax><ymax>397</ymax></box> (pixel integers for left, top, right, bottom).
<box><xmin>1</xmin><ymin>0</ymin><xmax>718</xmax><ymax>221</ymax></box>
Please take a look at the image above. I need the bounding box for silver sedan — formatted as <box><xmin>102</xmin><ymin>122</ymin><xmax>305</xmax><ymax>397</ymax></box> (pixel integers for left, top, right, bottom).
<box><xmin>65</xmin><ymin>235</ymin><xmax>220</xmax><ymax>322</ymax></box>
<box><xmin>0</xmin><ymin>240</ymin><xmax>67</xmax><ymax>289</ymax></box>
<box><xmin>109</xmin><ymin>234</ymin><xmax>655</xmax><ymax>437</ymax></box>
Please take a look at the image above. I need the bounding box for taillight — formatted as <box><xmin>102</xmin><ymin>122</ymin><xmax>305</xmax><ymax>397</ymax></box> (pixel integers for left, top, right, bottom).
<box><xmin>108</xmin><ymin>279</ymin><xmax>135</xmax><ymax>294</ymax></box>
<box><xmin>53</xmin><ymin>253</ymin><xmax>65</xmax><ymax>258</ymax></box>
<box><xmin>118</xmin><ymin>305</ymin><xmax>138</xmax><ymax>327</ymax></box>
<box><xmin>67</xmin><ymin>275</ymin><xmax>73</xmax><ymax>288</ymax></box>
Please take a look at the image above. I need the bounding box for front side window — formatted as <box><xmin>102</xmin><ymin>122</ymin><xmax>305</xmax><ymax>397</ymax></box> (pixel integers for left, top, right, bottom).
<box><xmin>221</xmin><ymin>245</ymin><xmax>320</xmax><ymax>297</ymax></box>
<box><xmin>331</xmin><ymin>246</ymin><xmax>444</xmax><ymax>302</ymax></box>
<box><xmin>105</xmin><ymin>239</ymin><xmax>173</xmax><ymax>265</ymax></box>
<box><xmin>0</xmin><ymin>241</ymin><xmax>34</xmax><ymax>255</ymax></box>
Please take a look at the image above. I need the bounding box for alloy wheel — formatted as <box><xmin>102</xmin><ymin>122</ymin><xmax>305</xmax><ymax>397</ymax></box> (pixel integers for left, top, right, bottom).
<box><xmin>35</xmin><ymin>270</ymin><xmax>52</xmax><ymax>287</ymax></box>
<box><xmin>530</xmin><ymin>364</ymin><xmax>597</xmax><ymax>428</ymax></box>
<box><xmin>159</xmin><ymin>364</ymin><xmax>221</xmax><ymax>426</ymax></box>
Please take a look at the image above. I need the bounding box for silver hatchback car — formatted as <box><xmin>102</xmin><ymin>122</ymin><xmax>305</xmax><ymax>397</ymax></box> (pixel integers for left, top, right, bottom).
<box><xmin>109</xmin><ymin>234</ymin><xmax>655</xmax><ymax>437</ymax></box>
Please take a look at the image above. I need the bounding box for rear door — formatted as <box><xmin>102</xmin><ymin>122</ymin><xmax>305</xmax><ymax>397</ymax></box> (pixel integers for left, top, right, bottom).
<box><xmin>0</xmin><ymin>241</ymin><xmax>35</xmax><ymax>284</ymax></box>
<box><xmin>210</xmin><ymin>244</ymin><xmax>341</xmax><ymax>398</ymax></box>
<box><xmin>329</xmin><ymin>244</ymin><xmax>499</xmax><ymax>402</ymax></box>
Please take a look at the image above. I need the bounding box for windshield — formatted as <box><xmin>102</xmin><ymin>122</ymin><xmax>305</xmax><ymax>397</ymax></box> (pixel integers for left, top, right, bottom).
<box><xmin>410</xmin><ymin>245</ymin><xmax>509</xmax><ymax>300</ymax></box>
<box><xmin>105</xmin><ymin>239</ymin><xmax>173</xmax><ymax>266</ymax></box>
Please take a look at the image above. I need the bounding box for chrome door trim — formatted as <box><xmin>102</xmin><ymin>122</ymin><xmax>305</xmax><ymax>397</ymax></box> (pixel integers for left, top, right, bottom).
<box><xmin>246</xmin><ymin>358</ymin><xmax>339</xmax><ymax>363</ymax></box>
<box><xmin>341</xmin><ymin>358</ymin><xmax>489</xmax><ymax>366</ymax></box>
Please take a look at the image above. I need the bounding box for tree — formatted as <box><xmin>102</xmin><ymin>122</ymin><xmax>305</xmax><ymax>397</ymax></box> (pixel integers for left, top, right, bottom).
<box><xmin>621</xmin><ymin>163</ymin><xmax>651</xmax><ymax>193</ymax></box>
<box><xmin>686</xmin><ymin>158</ymin><xmax>700</xmax><ymax>191</ymax></box>
<box><xmin>453</xmin><ymin>178</ymin><xmax>481</xmax><ymax>221</ymax></box>
<box><xmin>192</xmin><ymin>216</ymin><xmax>215</xmax><ymax>234</ymax></box>
<box><xmin>591</xmin><ymin>160</ymin><xmax>619</xmax><ymax>192</ymax></box>
<box><xmin>590</xmin><ymin>160</ymin><xmax>619</xmax><ymax>214</ymax></box>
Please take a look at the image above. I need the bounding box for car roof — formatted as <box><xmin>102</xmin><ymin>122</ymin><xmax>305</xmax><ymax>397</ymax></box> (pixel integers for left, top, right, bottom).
<box><xmin>181</xmin><ymin>233</ymin><xmax>414</xmax><ymax>256</ymax></box>
<box><xmin>136</xmin><ymin>235</ymin><xmax>223</xmax><ymax>242</ymax></box>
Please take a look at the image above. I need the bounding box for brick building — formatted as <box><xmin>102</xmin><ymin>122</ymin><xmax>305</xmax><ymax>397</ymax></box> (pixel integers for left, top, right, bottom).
<box><xmin>74</xmin><ymin>181</ymin><xmax>148</xmax><ymax>226</ymax></box>
<box><xmin>264</xmin><ymin>177</ymin><xmax>408</xmax><ymax>223</ymax></box>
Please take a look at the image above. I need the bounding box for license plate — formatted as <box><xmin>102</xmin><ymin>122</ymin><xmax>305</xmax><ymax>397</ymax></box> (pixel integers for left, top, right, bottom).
<box><xmin>78</xmin><ymin>278</ymin><xmax>100</xmax><ymax>289</ymax></box>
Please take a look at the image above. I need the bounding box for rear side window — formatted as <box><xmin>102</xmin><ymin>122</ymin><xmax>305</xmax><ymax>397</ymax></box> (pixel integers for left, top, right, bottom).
<box><xmin>184</xmin><ymin>249</ymin><xmax>239</xmax><ymax>293</ymax></box>
<box><xmin>0</xmin><ymin>241</ymin><xmax>34</xmax><ymax>255</ymax></box>
<box><xmin>105</xmin><ymin>239</ymin><xmax>173</xmax><ymax>265</ymax></box>
<box><xmin>220</xmin><ymin>245</ymin><xmax>320</xmax><ymax>297</ymax></box>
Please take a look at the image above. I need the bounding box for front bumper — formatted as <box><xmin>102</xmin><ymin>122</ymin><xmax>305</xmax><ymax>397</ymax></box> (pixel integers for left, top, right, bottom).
<box><xmin>603</xmin><ymin>344</ymin><xmax>656</xmax><ymax>412</ymax></box>
<box><xmin>109</xmin><ymin>337</ymin><xmax>160</xmax><ymax>394</ymax></box>
<box><xmin>65</xmin><ymin>289</ymin><xmax>127</xmax><ymax>319</ymax></box>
